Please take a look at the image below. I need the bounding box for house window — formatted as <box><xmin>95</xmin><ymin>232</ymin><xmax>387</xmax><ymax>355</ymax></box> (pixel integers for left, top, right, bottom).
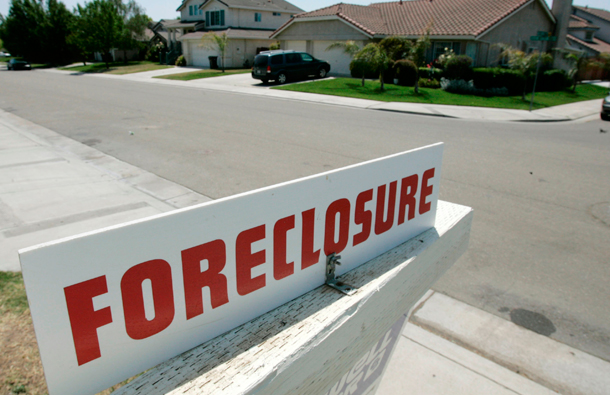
<box><xmin>433</xmin><ymin>42</ymin><xmax>460</xmax><ymax>61</ymax></box>
<box><xmin>585</xmin><ymin>31</ymin><xmax>593</xmax><ymax>41</ymax></box>
<box><xmin>206</xmin><ymin>10</ymin><xmax>225</xmax><ymax>26</ymax></box>
<box><xmin>199</xmin><ymin>4</ymin><xmax>203</xmax><ymax>15</ymax></box>
<box><xmin>189</xmin><ymin>5</ymin><xmax>193</xmax><ymax>16</ymax></box>
<box><xmin>273</xmin><ymin>12</ymin><xmax>281</xmax><ymax>16</ymax></box>
<box><xmin>255</xmin><ymin>12</ymin><xmax>262</xmax><ymax>22</ymax></box>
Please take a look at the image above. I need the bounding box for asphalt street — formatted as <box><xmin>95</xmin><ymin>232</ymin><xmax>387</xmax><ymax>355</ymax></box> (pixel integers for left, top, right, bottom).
<box><xmin>1</xmin><ymin>69</ymin><xmax>609</xmax><ymax>363</ymax></box>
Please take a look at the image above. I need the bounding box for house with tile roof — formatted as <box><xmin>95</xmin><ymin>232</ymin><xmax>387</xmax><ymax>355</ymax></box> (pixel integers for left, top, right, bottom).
<box><xmin>270</xmin><ymin>0</ymin><xmax>557</xmax><ymax>76</ymax></box>
<box><xmin>163</xmin><ymin>0</ymin><xmax>303</xmax><ymax>67</ymax></box>
<box><xmin>567</xmin><ymin>6</ymin><xmax>610</xmax><ymax>56</ymax></box>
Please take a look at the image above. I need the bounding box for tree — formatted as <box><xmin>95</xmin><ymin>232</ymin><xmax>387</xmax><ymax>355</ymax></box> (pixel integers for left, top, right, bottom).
<box><xmin>200</xmin><ymin>31</ymin><xmax>228</xmax><ymax>72</ymax></box>
<box><xmin>564</xmin><ymin>51</ymin><xmax>587</xmax><ymax>92</ymax></box>
<box><xmin>407</xmin><ymin>28</ymin><xmax>431</xmax><ymax>94</ymax></box>
<box><xmin>0</xmin><ymin>0</ymin><xmax>47</xmax><ymax>62</ymax></box>
<box><xmin>500</xmin><ymin>46</ymin><xmax>552</xmax><ymax>100</ymax></box>
<box><xmin>73</xmin><ymin>0</ymin><xmax>122</xmax><ymax>68</ymax></box>
<box><xmin>326</xmin><ymin>40</ymin><xmax>363</xmax><ymax>85</ymax></box>
<box><xmin>353</xmin><ymin>42</ymin><xmax>391</xmax><ymax>91</ymax></box>
<box><xmin>115</xmin><ymin>0</ymin><xmax>149</xmax><ymax>63</ymax></box>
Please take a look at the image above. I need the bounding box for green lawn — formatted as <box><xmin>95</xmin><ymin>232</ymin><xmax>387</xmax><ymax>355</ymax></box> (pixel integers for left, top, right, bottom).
<box><xmin>60</xmin><ymin>61</ymin><xmax>171</xmax><ymax>75</ymax></box>
<box><xmin>274</xmin><ymin>78</ymin><xmax>608</xmax><ymax>110</ymax></box>
<box><xmin>154</xmin><ymin>68</ymin><xmax>251</xmax><ymax>81</ymax></box>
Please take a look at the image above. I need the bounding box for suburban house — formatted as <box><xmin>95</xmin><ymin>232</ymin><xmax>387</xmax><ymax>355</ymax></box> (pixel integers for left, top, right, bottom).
<box><xmin>165</xmin><ymin>0</ymin><xmax>303</xmax><ymax>67</ymax></box>
<box><xmin>566</xmin><ymin>6</ymin><xmax>610</xmax><ymax>57</ymax></box>
<box><xmin>270</xmin><ymin>0</ymin><xmax>558</xmax><ymax>76</ymax></box>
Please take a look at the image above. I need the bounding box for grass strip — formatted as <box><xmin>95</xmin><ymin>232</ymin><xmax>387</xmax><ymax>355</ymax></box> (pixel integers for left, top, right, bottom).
<box><xmin>274</xmin><ymin>78</ymin><xmax>607</xmax><ymax>110</ymax></box>
<box><xmin>155</xmin><ymin>68</ymin><xmax>250</xmax><ymax>81</ymax></box>
<box><xmin>60</xmin><ymin>61</ymin><xmax>171</xmax><ymax>75</ymax></box>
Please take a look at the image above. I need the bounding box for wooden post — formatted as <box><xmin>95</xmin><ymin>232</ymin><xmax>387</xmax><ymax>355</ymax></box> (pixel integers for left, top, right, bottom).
<box><xmin>114</xmin><ymin>201</ymin><xmax>473</xmax><ymax>395</ymax></box>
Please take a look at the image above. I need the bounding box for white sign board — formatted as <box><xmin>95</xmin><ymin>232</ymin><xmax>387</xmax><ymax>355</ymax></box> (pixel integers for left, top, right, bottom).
<box><xmin>20</xmin><ymin>143</ymin><xmax>443</xmax><ymax>395</ymax></box>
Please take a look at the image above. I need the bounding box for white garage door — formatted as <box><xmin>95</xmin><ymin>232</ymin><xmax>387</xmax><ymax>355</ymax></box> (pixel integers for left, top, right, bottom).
<box><xmin>189</xmin><ymin>41</ymin><xmax>217</xmax><ymax>68</ymax></box>
<box><xmin>313</xmin><ymin>40</ymin><xmax>353</xmax><ymax>76</ymax></box>
<box><xmin>284</xmin><ymin>40</ymin><xmax>307</xmax><ymax>52</ymax></box>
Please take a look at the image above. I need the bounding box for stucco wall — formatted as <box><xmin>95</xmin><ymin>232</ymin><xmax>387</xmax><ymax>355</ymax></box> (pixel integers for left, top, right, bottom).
<box><xmin>232</xmin><ymin>8</ymin><xmax>292</xmax><ymax>30</ymax></box>
<box><xmin>276</xmin><ymin>19</ymin><xmax>371</xmax><ymax>41</ymax></box>
<box><xmin>479</xmin><ymin>0</ymin><xmax>555</xmax><ymax>66</ymax></box>
<box><xmin>573</xmin><ymin>9</ymin><xmax>610</xmax><ymax>43</ymax></box>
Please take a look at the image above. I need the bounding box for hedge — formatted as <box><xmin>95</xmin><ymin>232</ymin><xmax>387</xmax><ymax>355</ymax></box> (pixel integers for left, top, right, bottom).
<box><xmin>472</xmin><ymin>68</ymin><xmax>525</xmax><ymax>95</ymax></box>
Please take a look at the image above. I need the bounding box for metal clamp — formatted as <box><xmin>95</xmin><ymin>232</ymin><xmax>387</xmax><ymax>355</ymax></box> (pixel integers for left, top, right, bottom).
<box><xmin>325</xmin><ymin>253</ymin><xmax>356</xmax><ymax>296</ymax></box>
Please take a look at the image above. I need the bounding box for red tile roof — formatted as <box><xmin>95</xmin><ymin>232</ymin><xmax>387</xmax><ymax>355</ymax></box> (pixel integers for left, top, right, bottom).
<box><xmin>567</xmin><ymin>34</ymin><xmax>610</xmax><ymax>55</ymax></box>
<box><xmin>573</xmin><ymin>6</ymin><xmax>610</xmax><ymax>24</ymax></box>
<box><xmin>569</xmin><ymin>14</ymin><xmax>598</xmax><ymax>29</ymax></box>
<box><xmin>287</xmin><ymin>0</ymin><xmax>549</xmax><ymax>38</ymax></box>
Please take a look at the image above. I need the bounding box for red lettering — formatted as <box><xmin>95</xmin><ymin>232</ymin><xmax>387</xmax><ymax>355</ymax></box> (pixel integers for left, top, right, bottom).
<box><xmin>353</xmin><ymin>189</ymin><xmax>373</xmax><ymax>246</ymax></box>
<box><xmin>301</xmin><ymin>208</ymin><xmax>321</xmax><ymax>270</ymax></box>
<box><xmin>324</xmin><ymin>199</ymin><xmax>351</xmax><ymax>255</ymax></box>
<box><xmin>419</xmin><ymin>168</ymin><xmax>435</xmax><ymax>215</ymax></box>
<box><xmin>398</xmin><ymin>174</ymin><xmax>419</xmax><ymax>224</ymax></box>
<box><xmin>182</xmin><ymin>240</ymin><xmax>229</xmax><ymax>320</ymax></box>
<box><xmin>64</xmin><ymin>276</ymin><xmax>113</xmax><ymax>366</ymax></box>
<box><xmin>236</xmin><ymin>225</ymin><xmax>266</xmax><ymax>296</ymax></box>
<box><xmin>274</xmin><ymin>215</ymin><xmax>295</xmax><ymax>280</ymax></box>
<box><xmin>374</xmin><ymin>181</ymin><xmax>397</xmax><ymax>235</ymax></box>
<box><xmin>121</xmin><ymin>260</ymin><xmax>175</xmax><ymax>340</ymax></box>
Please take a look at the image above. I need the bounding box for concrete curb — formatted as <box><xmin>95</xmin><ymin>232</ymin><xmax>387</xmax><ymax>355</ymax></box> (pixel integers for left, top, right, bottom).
<box><xmin>411</xmin><ymin>292</ymin><xmax>610</xmax><ymax>395</ymax></box>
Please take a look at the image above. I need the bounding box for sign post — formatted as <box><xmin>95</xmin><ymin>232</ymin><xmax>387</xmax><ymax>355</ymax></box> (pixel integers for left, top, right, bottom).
<box><xmin>529</xmin><ymin>31</ymin><xmax>557</xmax><ymax>111</ymax></box>
<box><xmin>20</xmin><ymin>144</ymin><xmax>446</xmax><ymax>395</ymax></box>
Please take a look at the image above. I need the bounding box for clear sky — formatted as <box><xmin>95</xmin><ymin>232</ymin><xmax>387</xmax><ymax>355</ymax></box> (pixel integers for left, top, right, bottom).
<box><xmin>0</xmin><ymin>0</ymin><xmax>608</xmax><ymax>24</ymax></box>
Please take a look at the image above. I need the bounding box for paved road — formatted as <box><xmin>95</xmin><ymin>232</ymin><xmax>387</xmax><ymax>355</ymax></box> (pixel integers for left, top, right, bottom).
<box><xmin>1</xmin><ymin>69</ymin><xmax>609</xmax><ymax>362</ymax></box>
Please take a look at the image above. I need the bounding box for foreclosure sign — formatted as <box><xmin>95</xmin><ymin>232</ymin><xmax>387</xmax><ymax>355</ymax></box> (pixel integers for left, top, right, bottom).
<box><xmin>20</xmin><ymin>143</ymin><xmax>443</xmax><ymax>395</ymax></box>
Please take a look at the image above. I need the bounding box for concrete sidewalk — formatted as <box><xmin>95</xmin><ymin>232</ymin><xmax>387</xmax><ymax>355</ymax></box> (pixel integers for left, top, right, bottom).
<box><xmin>2</xmin><ymin>107</ymin><xmax>610</xmax><ymax>394</ymax></box>
<box><xmin>43</xmin><ymin>67</ymin><xmax>609</xmax><ymax>122</ymax></box>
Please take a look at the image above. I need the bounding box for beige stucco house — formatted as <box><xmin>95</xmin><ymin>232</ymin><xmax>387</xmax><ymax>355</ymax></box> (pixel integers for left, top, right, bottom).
<box><xmin>165</xmin><ymin>0</ymin><xmax>303</xmax><ymax>67</ymax></box>
<box><xmin>270</xmin><ymin>0</ymin><xmax>557</xmax><ymax>76</ymax></box>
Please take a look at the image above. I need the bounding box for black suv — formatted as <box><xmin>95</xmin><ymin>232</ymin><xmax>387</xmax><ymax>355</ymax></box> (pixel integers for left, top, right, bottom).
<box><xmin>252</xmin><ymin>50</ymin><xmax>330</xmax><ymax>84</ymax></box>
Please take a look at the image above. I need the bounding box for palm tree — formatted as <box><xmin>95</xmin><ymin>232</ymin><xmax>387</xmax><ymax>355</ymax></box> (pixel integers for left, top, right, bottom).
<box><xmin>354</xmin><ymin>42</ymin><xmax>391</xmax><ymax>91</ymax></box>
<box><xmin>200</xmin><ymin>31</ymin><xmax>228</xmax><ymax>72</ymax></box>
<box><xmin>326</xmin><ymin>40</ymin><xmax>363</xmax><ymax>85</ymax></box>
<box><xmin>500</xmin><ymin>46</ymin><xmax>552</xmax><ymax>100</ymax></box>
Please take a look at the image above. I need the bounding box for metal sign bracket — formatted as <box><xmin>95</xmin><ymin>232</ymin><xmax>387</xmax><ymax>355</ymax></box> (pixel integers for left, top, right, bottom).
<box><xmin>325</xmin><ymin>253</ymin><xmax>356</xmax><ymax>296</ymax></box>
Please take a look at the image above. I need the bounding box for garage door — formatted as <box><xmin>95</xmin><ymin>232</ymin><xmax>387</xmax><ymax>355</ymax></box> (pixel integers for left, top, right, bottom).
<box><xmin>284</xmin><ymin>40</ymin><xmax>307</xmax><ymax>52</ymax></box>
<box><xmin>189</xmin><ymin>41</ymin><xmax>217</xmax><ymax>68</ymax></box>
<box><xmin>313</xmin><ymin>40</ymin><xmax>354</xmax><ymax>76</ymax></box>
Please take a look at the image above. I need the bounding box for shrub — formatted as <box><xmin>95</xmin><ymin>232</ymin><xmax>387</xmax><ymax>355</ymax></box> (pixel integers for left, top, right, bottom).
<box><xmin>419</xmin><ymin>67</ymin><xmax>443</xmax><ymax>80</ymax></box>
<box><xmin>472</xmin><ymin>68</ymin><xmax>525</xmax><ymax>95</ymax></box>
<box><xmin>350</xmin><ymin>58</ymin><xmax>377</xmax><ymax>79</ymax></box>
<box><xmin>444</xmin><ymin>55</ymin><xmax>473</xmax><ymax>80</ymax></box>
<box><xmin>441</xmin><ymin>78</ymin><xmax>509</xmax><ymax>96</ymax></box>
<box><xmin>394</xmin><ymin>59</ymin><xmax>418</xmax><ymax>86</ymax></box>
<box><xmin>538</xmin><ymin>69</ymin><xmax>570</xmax><ymax>92</ymax></box>
<box><xmin>418</xmin><ymin>77</ymin><xmax>440</xmax><ymax>89</ymax></box>
<box><xmin>175</xmin><ymin>55</ymin><xmax>186</xmax><ymax>67</ymax></box>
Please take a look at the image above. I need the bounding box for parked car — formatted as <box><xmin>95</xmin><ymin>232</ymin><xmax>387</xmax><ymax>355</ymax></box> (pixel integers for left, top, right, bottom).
<box><xmin>7</xmin><ymin>59</ymin><xmax>32</xmax><ymax>70</ymax></box>
<box><xmin>0</xmin><ymin>51</ymin><xmax>11</xmax><ymax>57</ymax></box>
<box><xmin>602</xmin><ymin>95</ymin><xmax>610</xmax><ymax>121</ymax></box>
<box><xmin>252</xmin><ymin>50</ymin><xmax>330</xmax><ymax>84</ymax></box>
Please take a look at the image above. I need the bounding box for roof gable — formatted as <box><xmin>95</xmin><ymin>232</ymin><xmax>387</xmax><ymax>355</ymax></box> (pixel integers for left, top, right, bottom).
<box><xmin>574</xmin><ymin>6</ymin><xmax>610</xmax><ymax>24</ymax></box>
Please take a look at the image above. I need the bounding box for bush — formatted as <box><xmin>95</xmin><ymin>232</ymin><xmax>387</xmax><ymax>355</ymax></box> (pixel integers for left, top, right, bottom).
<box><xmin>444</xmin><ymin>55</ymin><xmax>473</xmax><ymax>80</ymax></box>
<box><xmin>441</xmin><ymin>78</ymin><xmax>509</xmax><ymax>96</ymax></box>
<box><xmin>472</xmin><ymin>68</ymin><xmax>525</xmax><ymax>95</ymax></box>
<box><xmin>538</xmin><ymin>69</ymin><xmax>570</xmax><ymax>92</ymax></box>
<box><xmin>350</xmin><ymin>58</ymin><xmax>377</xmax><ymax>79</ymax></box>
<box><xmin>419</xmin><ymin>67</ymin><xmax>443</xmax><ymax>80</ymax></box>
<box><xmin>394</xmin><ymin>59</ymin><xmax>418</xmax><ymax>86</ymax></box>
<box><xmin>418</xmin><ymin>77</ymin><xmax>440</xmax><ymax>89</ymax></box>
<box><xmin>175</xmin><ymin>55</ymin><xmax>186</xmax><ymax>67</ymax></box>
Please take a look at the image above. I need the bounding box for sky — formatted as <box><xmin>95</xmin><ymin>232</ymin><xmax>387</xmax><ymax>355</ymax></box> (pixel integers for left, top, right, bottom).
<box><xmin>0</xmin><ymin>0</ymin><xmax>608</xmax><ymax>22</ymax></box>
